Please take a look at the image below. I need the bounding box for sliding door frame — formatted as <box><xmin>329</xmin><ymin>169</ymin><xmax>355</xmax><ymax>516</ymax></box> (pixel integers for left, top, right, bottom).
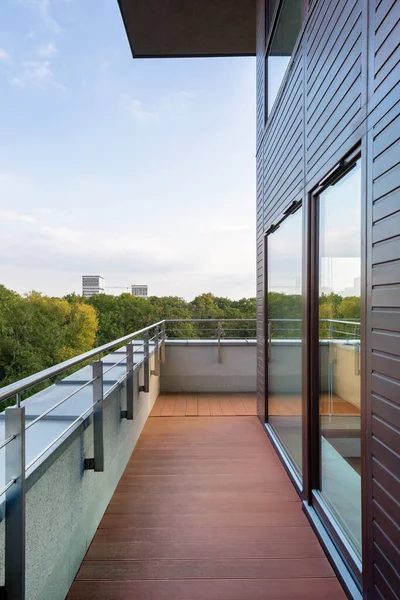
<box><xmin>307</xmin><ymin>145</ymin><xmax>363</xmax><ymax>588</ymax></box>
<box><xmin>263</xmin><ymin>199</ymin><xmax>303</xmax><ymax>493</ymax></box>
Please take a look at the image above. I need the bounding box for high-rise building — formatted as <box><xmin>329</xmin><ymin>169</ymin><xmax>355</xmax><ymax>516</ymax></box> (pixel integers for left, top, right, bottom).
<box><xmin>82</xmin><ymin>275</ymin><xmax>105</xmax><ymax>298</ymax></box>
<box><xmin>131</xmin><ymin>284</ymin><xmax>148</xmax><ymax>298</ymax></box>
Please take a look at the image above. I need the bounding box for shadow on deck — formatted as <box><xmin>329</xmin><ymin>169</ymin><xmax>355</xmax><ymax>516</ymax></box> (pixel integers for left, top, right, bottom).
<box><xmin>67</xmin><ymin>397</ymin><xmax>346</xmax><ymax>599</ymax></box>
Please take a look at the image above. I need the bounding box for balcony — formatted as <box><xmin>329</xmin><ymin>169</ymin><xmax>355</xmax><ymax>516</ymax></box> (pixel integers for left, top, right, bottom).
<box><xmin>0</xmin><ymin>319</ymin><xmax>347</xmax><ymax>600</ymax></box>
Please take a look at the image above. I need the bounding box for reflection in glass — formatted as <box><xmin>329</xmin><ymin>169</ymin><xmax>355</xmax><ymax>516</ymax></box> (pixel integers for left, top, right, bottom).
<box><xmin>268</xmin><ymin>206</ymin><xmax>302</xmax><ymax>476</ymax></box>
<box><xmin>267</xmin><ymin>0</ymin><xmax>279</xmax><ymax>31</ymax></box>
<box><xmin>267</xmin><ymin>0</ymin><xmax>302</xmax><ymax>115</ymax></box>
<box><xmin>318</xmin><ymin>161</ymin><xmax>362</xmax><ymax>555</ymax></box>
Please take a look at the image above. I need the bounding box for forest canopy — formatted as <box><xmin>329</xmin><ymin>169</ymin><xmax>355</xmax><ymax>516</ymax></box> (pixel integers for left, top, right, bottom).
<box><xmin>0</xmin><ymin>286</ymin><xmax>360</xmax><ymax>389</ymax></box>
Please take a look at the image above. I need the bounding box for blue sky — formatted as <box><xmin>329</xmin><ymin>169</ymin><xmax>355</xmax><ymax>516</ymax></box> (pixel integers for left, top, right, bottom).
<box><xmin>0</xmin><ymin>0</ymin><xmax>256</xmax><ymax>299</ymax></box>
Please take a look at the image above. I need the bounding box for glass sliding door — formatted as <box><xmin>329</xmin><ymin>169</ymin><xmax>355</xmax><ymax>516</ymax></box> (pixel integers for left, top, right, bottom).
<box><xmin>267</xmin><ymin>205</ymin><xmax>302</xmax><ymax>477</ymax></box>
<box><xmin>316</xmin><ymin>160</ymin><xmax>362</xmax><ymax>556</ymax></box>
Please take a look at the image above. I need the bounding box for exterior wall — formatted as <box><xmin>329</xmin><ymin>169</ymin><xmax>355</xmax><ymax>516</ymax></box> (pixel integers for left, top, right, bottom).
<box><xmin>161</xmin><ymin>341</ymin><xmax>257</xmax><ymax>393</ymax></box>
<box><xmin>256</xmin><ymin>0</ymin><xmax>400</xmax><ymax>597</ymax></box>
<box><xmin>0</xmin><ymin>357</ymin><xmax>159</xmax><ymax>600</ymax></box>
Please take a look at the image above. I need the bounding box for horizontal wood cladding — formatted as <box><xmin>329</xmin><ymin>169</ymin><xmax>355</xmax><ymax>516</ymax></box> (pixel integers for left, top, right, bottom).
<box><xmin>262</xmin><ymin>49</ymin><xmax>304</xmax><ymax>228</ymax></box>
<box><xmin>305</xmin><ymin>0</ymin><xmax>363</xmax><ymax>179</ymax></box>
<box><xmin>256</xmin><ymin>0</ymin><xmax>265</xmax><ymax>148</ymax></box>
<box><xmin>370</xmin><ymin>0</ymin><xmax>400</xmax><ymax>592</ymax></box>
<box><xmin>256</xmin><ymin>0</ymin><xmax>400</xmax><ymax>596</ymax></box>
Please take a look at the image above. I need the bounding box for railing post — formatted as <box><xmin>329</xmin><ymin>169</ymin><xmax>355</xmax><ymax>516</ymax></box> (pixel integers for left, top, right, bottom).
<box><xmin>161</xmin><ymin>322</ymin><xmax>166</xmax><ymax>364</ymax></box>
<box><xmin>267</xmin><ymin>321</ymin><xmax>271</xmax><ymax>362</ymax></box>
<box><xmin>5</xmin><ymin>406</ymin><xmax>26</xmax><ymax>600</ymax></box>
<box><xmin>85</xmin><ymin>360</ymin><xmax>104</xmax><ymax>472</ymax></box>
<box><xmin>143</xmin><ymin>332</ymin><xmax>150</xmax><ymax>393</ymax></box>
<box><xmin>153</xmin><ymin>326</ymin><xmax>160</xmax><ymax>376</ymax></box>
<box><xmin>132</xmin><ymin>369</ymin><xmax>139</xmax><ymax>418</ymax></box>
<box><xmin>217</xmin><ymin>322</ymin><xmax>222</xmax><ymax>364</ymax></box>
<box><xmin>125</xmin><ymin>342</ymin><xmax>134</xmax><ymax>420</ymax></box>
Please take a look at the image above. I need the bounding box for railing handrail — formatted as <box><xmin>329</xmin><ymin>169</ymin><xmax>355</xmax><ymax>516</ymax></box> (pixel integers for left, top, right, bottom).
<box><xmin>165</xmin><ymin>318</ymin><xmax>256</xmax><ymax>323</ymax></box>
<box><xmin>268</xmin><ymin>318</ymin><xmax>360</xmax><ymax>326</ymax></box>
<box><xmin>0</xmin><ymin>320</ymin><xmax>165</xmax><ymax>404</ymax></box>
<box><xmin>0</xmin><ymin>316</ymin><xmax>360</xmax><ymax>404</ymax></box>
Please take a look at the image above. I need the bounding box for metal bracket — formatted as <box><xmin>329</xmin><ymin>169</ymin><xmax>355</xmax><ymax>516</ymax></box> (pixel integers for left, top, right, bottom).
<box><xmin>84</xmin><ymin>458</ymin><xmax>95</xmax><ymax>470</ymax></box>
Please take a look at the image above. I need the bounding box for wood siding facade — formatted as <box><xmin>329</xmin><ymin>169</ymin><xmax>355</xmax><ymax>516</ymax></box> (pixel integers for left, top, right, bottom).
<box><xmin>256</xmin><ymin>0</ymin><xmax>400</xmax><ymax>598</ymax></box>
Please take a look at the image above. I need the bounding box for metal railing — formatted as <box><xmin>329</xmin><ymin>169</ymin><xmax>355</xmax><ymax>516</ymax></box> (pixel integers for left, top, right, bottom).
<box><xmin>267</xmin><ymin>318</ymin><xmax>361</xmax><ymax>375</ymax></box>
<box><xmin>0</xmin><ymin>317</ymin><xmax>259</xmax><ymax>598</ymax></box>
<box><xmin>0</xmin><ymin>320</ymin><xmax>166</xmax><ymax>600</ymax></box>
<box><xmin>164</xmin><ymin>319</ymin><xmax>257</xmax><ymax>364</ymax></box>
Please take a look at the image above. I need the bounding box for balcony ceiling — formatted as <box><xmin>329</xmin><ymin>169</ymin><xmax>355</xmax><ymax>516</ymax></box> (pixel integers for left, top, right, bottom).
<box><xmin>117</xmin><ymin>0</ymin><xmax>256</xmax><ymax>58</ymax></box>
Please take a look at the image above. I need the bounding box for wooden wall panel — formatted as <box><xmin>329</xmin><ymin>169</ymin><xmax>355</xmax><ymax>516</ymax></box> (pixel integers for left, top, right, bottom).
<box><xmin>368</xmin><ymin>0</ymin><xmax>400</xmax><ymax>594</ymax></box>
<box><xmin>256</xmin><ymin>0</ymin><xmax>400</xmax><ymax>596</ymax></box>
<box><xmin>305</xmin><ymin>0</ymin><xmax>363</xmax><ymax>180</ymax></box>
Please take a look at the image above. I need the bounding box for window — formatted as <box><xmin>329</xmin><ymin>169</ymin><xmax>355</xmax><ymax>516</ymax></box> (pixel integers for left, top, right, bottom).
<box><xmin>265</xmin><ymin>0</ymin><xmax>303</xmax><ymax>117</ymax></box>
<box><xmin>316</xmin><ymin>160</ymin><xmax>362</xmax><ymax>555</ymax></box>
<box><xmin>266</xmin><ymin>204</ymin><xmax>303</xmax><ymax>477</ymax></box>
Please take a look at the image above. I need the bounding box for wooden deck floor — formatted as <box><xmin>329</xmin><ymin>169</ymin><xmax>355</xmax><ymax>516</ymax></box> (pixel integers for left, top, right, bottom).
<box><xmin>68</xmin><ymin>413</ymin><xmax>346</xmax><ymax>599</ymax></box>
<box><xmin>151</xmin><ymin>393</ymin><xmax>359</xmax><ymax>417</ymax></box>
<box><xmin>151</xmin><ymin>393</ymin><xmax>257</xmax><ymax>416</ymax></box>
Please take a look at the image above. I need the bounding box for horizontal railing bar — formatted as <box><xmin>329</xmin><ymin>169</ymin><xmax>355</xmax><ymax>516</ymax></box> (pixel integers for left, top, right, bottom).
<box><xmin>25</xmin><ymin>403</ymin><xmax>96</xmax><ymax>471</ymax></box>
<box><xmin>25</xmin><ymin>377</ymin><xmax>96</xmax><ymax>431</ymax></box>
<box><xmin>0</xmin><ymin>434</ymin><xmax>16</xmax><ymax>451</ymax></box>
<box><xmin>165</xmin><ymin>319</ymin><xmax>256</xmax><ymax>323</ymax></box>
<box><xmin>0</xmin><ymin>321</ymin><xmax>165</xmax><ymax>403</ymax></box>
<box><xmin>103</xmin><ymin>372</ymin><xmax>129</xmax><ymax>399</ymax></box>
<box><xmin>0</xmin><ymin>478</ymin><xmax>17</xmax><ymax>498</ymax></box>
<box><xmin>102</xmin><ymin>354</ymin><xmax>129</xmax><ymax>375</ymax></box>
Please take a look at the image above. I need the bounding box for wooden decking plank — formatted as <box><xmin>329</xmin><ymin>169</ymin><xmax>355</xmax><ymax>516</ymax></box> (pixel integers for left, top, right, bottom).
<box><xmin>197</xmin><ymin>395</ymin><xmax>211</xmax><ymax>415</ymax></box>
<box><xmin>241</xmin><ymin>394</ymin><xmax>257</xmax><ymax>415</ymax></box>
<box><xmin>86</xmin><ymin>540</ymin><xmax>326</xmax><ymax>560</ymax></box>
<box><xmin>220</xmin><ymin>396</ymin><xmax>235</xmax><ymax>415</ymax></box>
<box><xmin>160</xmin><ymin>395</ymin><xmax>176</xmax><ymax>416</ymax></box>
<box><xmin>185</xmin><ymin>394</ymin><xmax>198</xmax><ymax>416</ymax></box>
<box><xmin>67</xmin><ymin>413</ymin><xmax>346</xmax><ymax>600</ymax></box>
<box><xmin>209</xmin><ymin>396</ymin><xmax>223</xmax><ymax>415</ymax></box>
<box><xmin>230</xmin><ymin>395</ymin><xmax>249</xmax><ymax>415</ymax></box>
<box><xmin>68</xmin><ymin>578</ymin><xmax>346</xmax><ymax>600</ymax></box>
<box><xmin>172</xmin><ymin>395</ymin><xmax>187</xmax><ymax>416</ymax></box>
<box><xmin>76</xmin><ymin>557</ymin><xmax>334</xmax><ymax>580</ymax></box>
<box><xmin>149</xmin><ymin>396</ymin><xmax>165</xmax><ymax>416</ymax></box>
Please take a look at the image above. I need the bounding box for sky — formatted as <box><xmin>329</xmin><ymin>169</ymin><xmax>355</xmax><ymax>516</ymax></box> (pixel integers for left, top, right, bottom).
<box><xmin>0</xmin><ymin>0</ymin><xmax>256</xmax><ymax>300</ymax></box>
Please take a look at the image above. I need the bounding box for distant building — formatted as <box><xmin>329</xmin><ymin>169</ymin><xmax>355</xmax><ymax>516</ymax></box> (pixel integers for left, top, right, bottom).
<box><xmin>82</xmin><ymin>275</ymin><xmax>105</xmax><ymax>298</ymax></box>
<box><xmin>131</xmin><ymin>284</ymin><xmax>148</xmax><ymax>298</ymax></box>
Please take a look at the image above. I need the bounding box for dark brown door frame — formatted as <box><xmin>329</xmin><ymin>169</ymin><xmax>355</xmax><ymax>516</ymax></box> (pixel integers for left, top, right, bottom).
<box><xmin>263</xmin><ymin>200</ymin><xmax>303</xmax><ymax>492</ymax></box>
<box><xmin>307</xmin><ymin>145</ymin><xmax>363</xmax><ymax>591</ymax></box>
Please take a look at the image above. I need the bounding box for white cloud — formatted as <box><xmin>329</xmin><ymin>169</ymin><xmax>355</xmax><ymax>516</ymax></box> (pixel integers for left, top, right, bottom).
<box><xmin>0</xmin><ymin>48</ymin><xmax>11</xmax><ymax>64</ymax></box>
<box><xmin>211</xmin><ymin>223</ymin><xmax>252</xmax><ymax>233</ymax></box>
<box><xmin>0</xmin><ymin>210</ymin><xmax>38</xmax><ymax>224</ymax></box>
<box><xmin>21</xmin><ymin>60</ymin><xmax>53</xmax><ymax>85</ymax></box>
<box><xmin>11</xmin><ymin>77</ymin><xmax>25</xmax><ymax>88</ymax></box>
<box><xmin>17</xmin><ymin>0</ymin><xmax>61</xmax><ymax>34</ymax></box>
<box><xmin>122</xmin><ymin>96</ymin><xmax>158</xmax><ymax>122</ymax></box>
<box><xmin>38</xmin><ymin>42</ymin><xmax>58</xmax><ymax>58</ymax></box>
<box><xmin>37</xmin><ymin>0</ymin><xmax>61</xmax><ymax>34</ymax></box>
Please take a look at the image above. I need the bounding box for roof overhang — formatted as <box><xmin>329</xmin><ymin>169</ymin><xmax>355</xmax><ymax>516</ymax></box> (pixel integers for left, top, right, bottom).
<box><xmin>117</xmin><ymin>0</ymin><xmax>256</xmax><ymax>58</ymax></box>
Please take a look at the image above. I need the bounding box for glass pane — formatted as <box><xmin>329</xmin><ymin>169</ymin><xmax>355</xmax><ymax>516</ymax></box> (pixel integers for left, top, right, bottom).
<box><xmin>318</xmin><ymin>161</ymin><xmax>362</xmax><ymax>555</ymax></box>
<box><xmin>267</xmin><ymin>0</ymin><xmax>279</xmax><ymax>31</ymax></box>
<box><xmin>268</xmin><ymin>207</ymin><xmax>302</xmax><ymax>476</ymax></box>
<box><xmin>267</xmin><ymin>0</ymin><xmax>302</xmax><ymax>115</ymax></box>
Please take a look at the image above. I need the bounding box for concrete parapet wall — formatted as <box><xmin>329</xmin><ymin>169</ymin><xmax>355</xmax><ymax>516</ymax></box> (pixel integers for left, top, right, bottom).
<box><xmin>161</xmin><ymin>341</ymin><xmax>257</xmax><ymax>393</ymax></box>
<box><xmin>0</xmin><ymin>355</ymin><xmax>159</xmax><ymax>600</ymax></box>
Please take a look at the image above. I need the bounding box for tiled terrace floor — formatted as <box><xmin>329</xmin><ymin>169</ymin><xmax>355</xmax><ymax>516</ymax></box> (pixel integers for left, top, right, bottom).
<box><xmin>68</xmin><ymin>412</ymin><xmax>346</xmax><ymax>600</ymax></box>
